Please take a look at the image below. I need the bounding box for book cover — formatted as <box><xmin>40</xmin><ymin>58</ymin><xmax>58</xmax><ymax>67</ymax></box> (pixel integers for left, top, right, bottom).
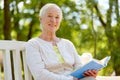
<box><xmin>70</xmin><ymin>56</ymin><xmax>111</xmax><ymax>79</ymax></box>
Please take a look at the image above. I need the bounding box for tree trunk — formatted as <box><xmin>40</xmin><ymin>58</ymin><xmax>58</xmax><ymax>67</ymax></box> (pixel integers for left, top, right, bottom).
<box><xmin>27</xmin><ymin>20</ymin><xmax>34</xmax><ymax>40</ymax></box>
<box><xmin>114</xmin><ymin>0</ymin><xmax>120</xmax><ymax>75</ymax></box>
<box><xmin>3</xmin><ymin>0</ymin><xmax>11</xmax><ymax>40</ymax></box>
<box><xmin>91</xmin><ymin>8</ymin><xmax>97</xmax><ymax>58</ymax></box>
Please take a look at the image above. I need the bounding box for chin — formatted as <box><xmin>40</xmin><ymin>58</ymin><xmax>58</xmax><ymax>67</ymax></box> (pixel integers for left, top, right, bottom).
<box><xmin>48</xmin><ymin>29</ymin><xmax>56</xmax><ymax>33</ymax></box>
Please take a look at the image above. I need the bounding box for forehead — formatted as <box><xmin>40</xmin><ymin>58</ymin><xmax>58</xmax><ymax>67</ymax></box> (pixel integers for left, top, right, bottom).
<box><xmin>46</xmin><ymin>6</ymin><xmax>62</xmax><ymax>15</ymax></box>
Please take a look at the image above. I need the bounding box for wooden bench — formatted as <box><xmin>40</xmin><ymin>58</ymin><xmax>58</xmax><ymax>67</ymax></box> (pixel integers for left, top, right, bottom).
<box><xmin>0</xmin><ymin>40</ymin><xmax>32</xmax><ymax>80</ymax></box>
<box><xmin>0</xmin><ymin>40</ymin><xmax>120</xmax><ymax>80</ymax></box>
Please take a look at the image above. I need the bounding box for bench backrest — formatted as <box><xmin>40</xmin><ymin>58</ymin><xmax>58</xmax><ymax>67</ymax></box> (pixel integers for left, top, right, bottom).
<box><xmin>0</xmin><ymin>40</ymin><xmax>32</xmax><ymax>80</ymax></box>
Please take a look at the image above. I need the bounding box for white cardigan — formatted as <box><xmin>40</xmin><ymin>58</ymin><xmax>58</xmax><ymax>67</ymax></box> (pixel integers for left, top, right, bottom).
<box><xmin>26</xmin><ymin>37</ymin><xmax>82</xmax><ymax>80</ymax></box>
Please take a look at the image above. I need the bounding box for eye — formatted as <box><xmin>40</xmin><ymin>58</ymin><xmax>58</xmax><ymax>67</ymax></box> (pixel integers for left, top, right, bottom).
<box><xmin>55</xmin><ymin>16</ymin><xmax>59</xmax><ymax>19</ymax></box>
<box><xmin>48</xmin><ymin>15</ymin><xmax>52</xmax><ymax>17</ymax></box>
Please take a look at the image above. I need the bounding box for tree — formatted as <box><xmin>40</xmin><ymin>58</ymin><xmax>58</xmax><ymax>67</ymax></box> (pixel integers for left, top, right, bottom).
<box><xmin>3</xmin><ymin>0</ymin><xmax>11</xmax><ymax>40</ymax></box>
<box><xmin>89</xmin><ymin>0</ymin><xmax>120</xmax><ymax>75</ymax></box>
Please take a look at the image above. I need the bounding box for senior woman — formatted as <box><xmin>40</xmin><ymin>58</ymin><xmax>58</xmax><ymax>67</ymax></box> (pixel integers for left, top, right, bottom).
<box><xmin>26</xmin><ymin>3</ymin><xmax>98</xmax><ymax>80</ymax></box>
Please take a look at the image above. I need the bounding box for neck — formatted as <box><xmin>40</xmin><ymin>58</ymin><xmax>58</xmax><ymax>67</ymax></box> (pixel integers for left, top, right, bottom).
<box><xmin>39</xmin><ymin>31</ymin><xmax>59</xmax><ymax>42</ymax></box>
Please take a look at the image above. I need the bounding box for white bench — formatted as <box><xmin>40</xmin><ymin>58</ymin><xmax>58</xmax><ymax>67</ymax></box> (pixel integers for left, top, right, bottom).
<box><xmin>0</xmin><ymin>40</ymin><xmax>120</xmax><ymax>80</ymax></box>
<box><xmin>0</xmin><ymin>40</ymin><xmax>32</xmax><ymax>80</ymax></box>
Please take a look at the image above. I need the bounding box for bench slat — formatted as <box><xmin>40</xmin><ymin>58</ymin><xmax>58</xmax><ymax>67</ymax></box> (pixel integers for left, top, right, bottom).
<box><xmin>3</xmin><ymin>50</ymin><xmax>12</xmax><ymax>80</ymax></box>
<box><xmin>13</xmin><ymin>50</ymin><xmax>23</xmax><ymax>80</ymax></box>
<box><xmin>22</xmin><ymin>51</ymin><xmax>32</xmax><ymax>80</ymax></box>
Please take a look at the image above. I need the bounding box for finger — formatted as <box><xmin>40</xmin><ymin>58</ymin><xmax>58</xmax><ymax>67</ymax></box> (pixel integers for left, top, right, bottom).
<box><xmin>83</xmin><ymin>71</ymin><xmax>91</xmax><ymax>76</ymax></box>
<box><xmin>83</xmin><ymin>73</ymin><xmax>89</xmax><ymax>77</ymax></box>
<box><xmin>87</xmin><ymin>70</ymin><xmax>95</xmax><ymax>76</ymax></box>
<box><xmin>86</xmin><ymin>70</ymin><xmax>97</xmax><ymax>78</ymax></box>
<box><xmin>90</xmin><ymin>70</ymin><xmax>98</xmax><ymax>78</ymax></box>
<box><xmin>92</xmin><ymin>70</ymin><xmax>98</xmax><ymax>75</ymax></box>
<box><xmin>83</xmin><ymin>70</ymin><xmax>97</xmax><ymax>77</ymax></box>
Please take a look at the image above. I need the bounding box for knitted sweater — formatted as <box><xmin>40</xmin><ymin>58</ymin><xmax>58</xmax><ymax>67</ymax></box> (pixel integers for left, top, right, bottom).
<box><xmin>26</xmin><ymin>37</ymin><xmax>82</xmax><ymax>80</ymax></box>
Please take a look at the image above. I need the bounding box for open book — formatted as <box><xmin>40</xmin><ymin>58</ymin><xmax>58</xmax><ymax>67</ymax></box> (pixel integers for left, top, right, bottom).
<box><xmin>70</xmin><ymin>56</ymin><xmax>111</xmax><ymax>79</ymax></box>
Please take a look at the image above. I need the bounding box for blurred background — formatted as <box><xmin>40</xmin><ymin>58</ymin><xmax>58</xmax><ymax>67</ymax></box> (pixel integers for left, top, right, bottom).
<box><xmin>0</xmin><ymin>0</ymin><xmax>120</xmax><ymax>76</ymax></box>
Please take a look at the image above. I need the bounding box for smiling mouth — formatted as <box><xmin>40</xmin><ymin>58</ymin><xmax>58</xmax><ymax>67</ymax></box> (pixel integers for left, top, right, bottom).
<box><xmin>48</xmin><ymin>24</ymin><xmax>56</xmax><ymax>27</ymax></box>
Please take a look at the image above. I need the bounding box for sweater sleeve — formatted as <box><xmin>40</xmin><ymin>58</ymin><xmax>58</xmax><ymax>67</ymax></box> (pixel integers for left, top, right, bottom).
<box><xmin>26</xmin><ymin>41</ymin><xmax>74</xmax><ymax>80</ymax></box>
<box><xmin>68</xmin><ymin>41</ymin><xmax>82</xmax><ymax>70</ymax></box>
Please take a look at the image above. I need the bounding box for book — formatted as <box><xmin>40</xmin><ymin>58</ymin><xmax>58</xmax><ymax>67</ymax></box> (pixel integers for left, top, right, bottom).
<box><xmin>70</xmin><ymin>56</ymin><xmax>111</xmax><ymax>79</ymax></box>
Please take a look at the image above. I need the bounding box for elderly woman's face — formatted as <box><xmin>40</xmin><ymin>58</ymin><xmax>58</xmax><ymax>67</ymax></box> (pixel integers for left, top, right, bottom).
<box><xmin>40</xmin><ymin>6</ymin><xmax>62</xmax><ymax>32</ymax></box>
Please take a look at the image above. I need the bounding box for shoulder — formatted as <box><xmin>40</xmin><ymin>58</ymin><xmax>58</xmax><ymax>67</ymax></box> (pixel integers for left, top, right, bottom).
<box><xmin>27</xmin><ymin>37</ymin><xmax>38</xmax><ymax>43</ymax></box>
<box><xmin>61</xmin><ymin>38</ymin><xmax>74</xmax><ymax>46</ymax></box>
<box><xmin>26</xmin><ymin>37</ymin><xmax>40</xmax><ymax>47</ymax></box>
<box><xmin>60</xmin><ymin>38</ymin><xmax>77</xmax><ymax>51</ymax></box>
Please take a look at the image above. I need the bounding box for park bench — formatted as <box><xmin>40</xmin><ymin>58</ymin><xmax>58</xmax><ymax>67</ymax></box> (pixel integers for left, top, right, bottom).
<box><xmin>0</xmin><ymin>40</ymin><xmax>120</xmax><ymax>80</ymax></box>
<box><xmin>0</xmin><ymin>40</ymin><xmax>32</xmax><ymax>80</ymax></box>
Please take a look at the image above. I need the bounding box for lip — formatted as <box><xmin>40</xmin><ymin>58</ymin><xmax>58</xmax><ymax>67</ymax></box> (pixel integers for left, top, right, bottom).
<box><xmin>48</xmin><ymin>24</ymin><xmax>56</xmax><ymax>27</ymax></box>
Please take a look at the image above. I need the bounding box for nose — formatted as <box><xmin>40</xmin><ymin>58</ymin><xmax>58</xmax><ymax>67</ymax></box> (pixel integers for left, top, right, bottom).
<box><xmin>51</xmin><ymin>17</ymin><xmax>56</xmax><ymax>22</ymax></box>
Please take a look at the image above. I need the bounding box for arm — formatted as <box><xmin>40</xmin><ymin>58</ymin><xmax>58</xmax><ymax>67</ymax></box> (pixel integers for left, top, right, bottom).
<box><xmin>71</xmin><ymin>47</ymin><xmax>82</xmax><ymax>80</ymax></box>
<box><xmin>26</xmin><ymin>41</ymin><xmax>74</xmax><ymax>80</ymax></box>
<box><xmin>68</xmin><ymin>41</ymin><xmax>82</xmax><ymax>69</ymax></box>
<box><xmin>67</xmin><ymin>40</ymin><xmax>98</xmax><ymax>79</ymax></box>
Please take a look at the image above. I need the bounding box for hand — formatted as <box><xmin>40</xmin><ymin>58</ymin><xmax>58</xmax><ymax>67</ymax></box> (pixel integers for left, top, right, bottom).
<box><xmin>83</xmin><ymin>70</ymin><xmax>98</xmax><ymax>78</ymax></box>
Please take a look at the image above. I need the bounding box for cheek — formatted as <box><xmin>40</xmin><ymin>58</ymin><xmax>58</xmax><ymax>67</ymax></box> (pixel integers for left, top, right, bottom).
<box><xmin>42</xmin><ymin>19</ymin><xmax>49</xmax><ymax>25</ymax></box>
<box><xmin>57</xmin><ymin>22</ymin><xmax>60</xmax><ymax>26</ymax></box>
<box><xmin>57</xmin><ymin>20</ymin><xmax>61</xmax><ymax>25</ymax></box>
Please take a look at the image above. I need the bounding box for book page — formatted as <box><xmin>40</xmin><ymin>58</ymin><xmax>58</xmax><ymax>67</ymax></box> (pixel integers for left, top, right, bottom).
<box><xmin>90</xmin><ymin>56</ymin><xmax>111</xmax><ymax>66</ymax></box>
<box><xmin>100</xmin><ymin>56</ymin><xmax>111</xmax><ymax>67</ymax></box>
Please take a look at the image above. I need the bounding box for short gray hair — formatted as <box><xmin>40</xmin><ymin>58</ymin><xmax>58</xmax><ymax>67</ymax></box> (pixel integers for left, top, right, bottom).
<box><xmin>39</xmin><ymin>3</ymin><xmax>62</xmax><ymax>18</ymax></box>
<box><xmin>39</xmin><ymin>3</ymin><xmax>62</xmax><ymax>30</ymax></box>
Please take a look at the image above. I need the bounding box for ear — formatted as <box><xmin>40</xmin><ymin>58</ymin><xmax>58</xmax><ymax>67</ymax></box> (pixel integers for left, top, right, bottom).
<box><xmin>39</xmin><ymin>16</ymin><xmax>42</xmax><ymax>22</ymax></box>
